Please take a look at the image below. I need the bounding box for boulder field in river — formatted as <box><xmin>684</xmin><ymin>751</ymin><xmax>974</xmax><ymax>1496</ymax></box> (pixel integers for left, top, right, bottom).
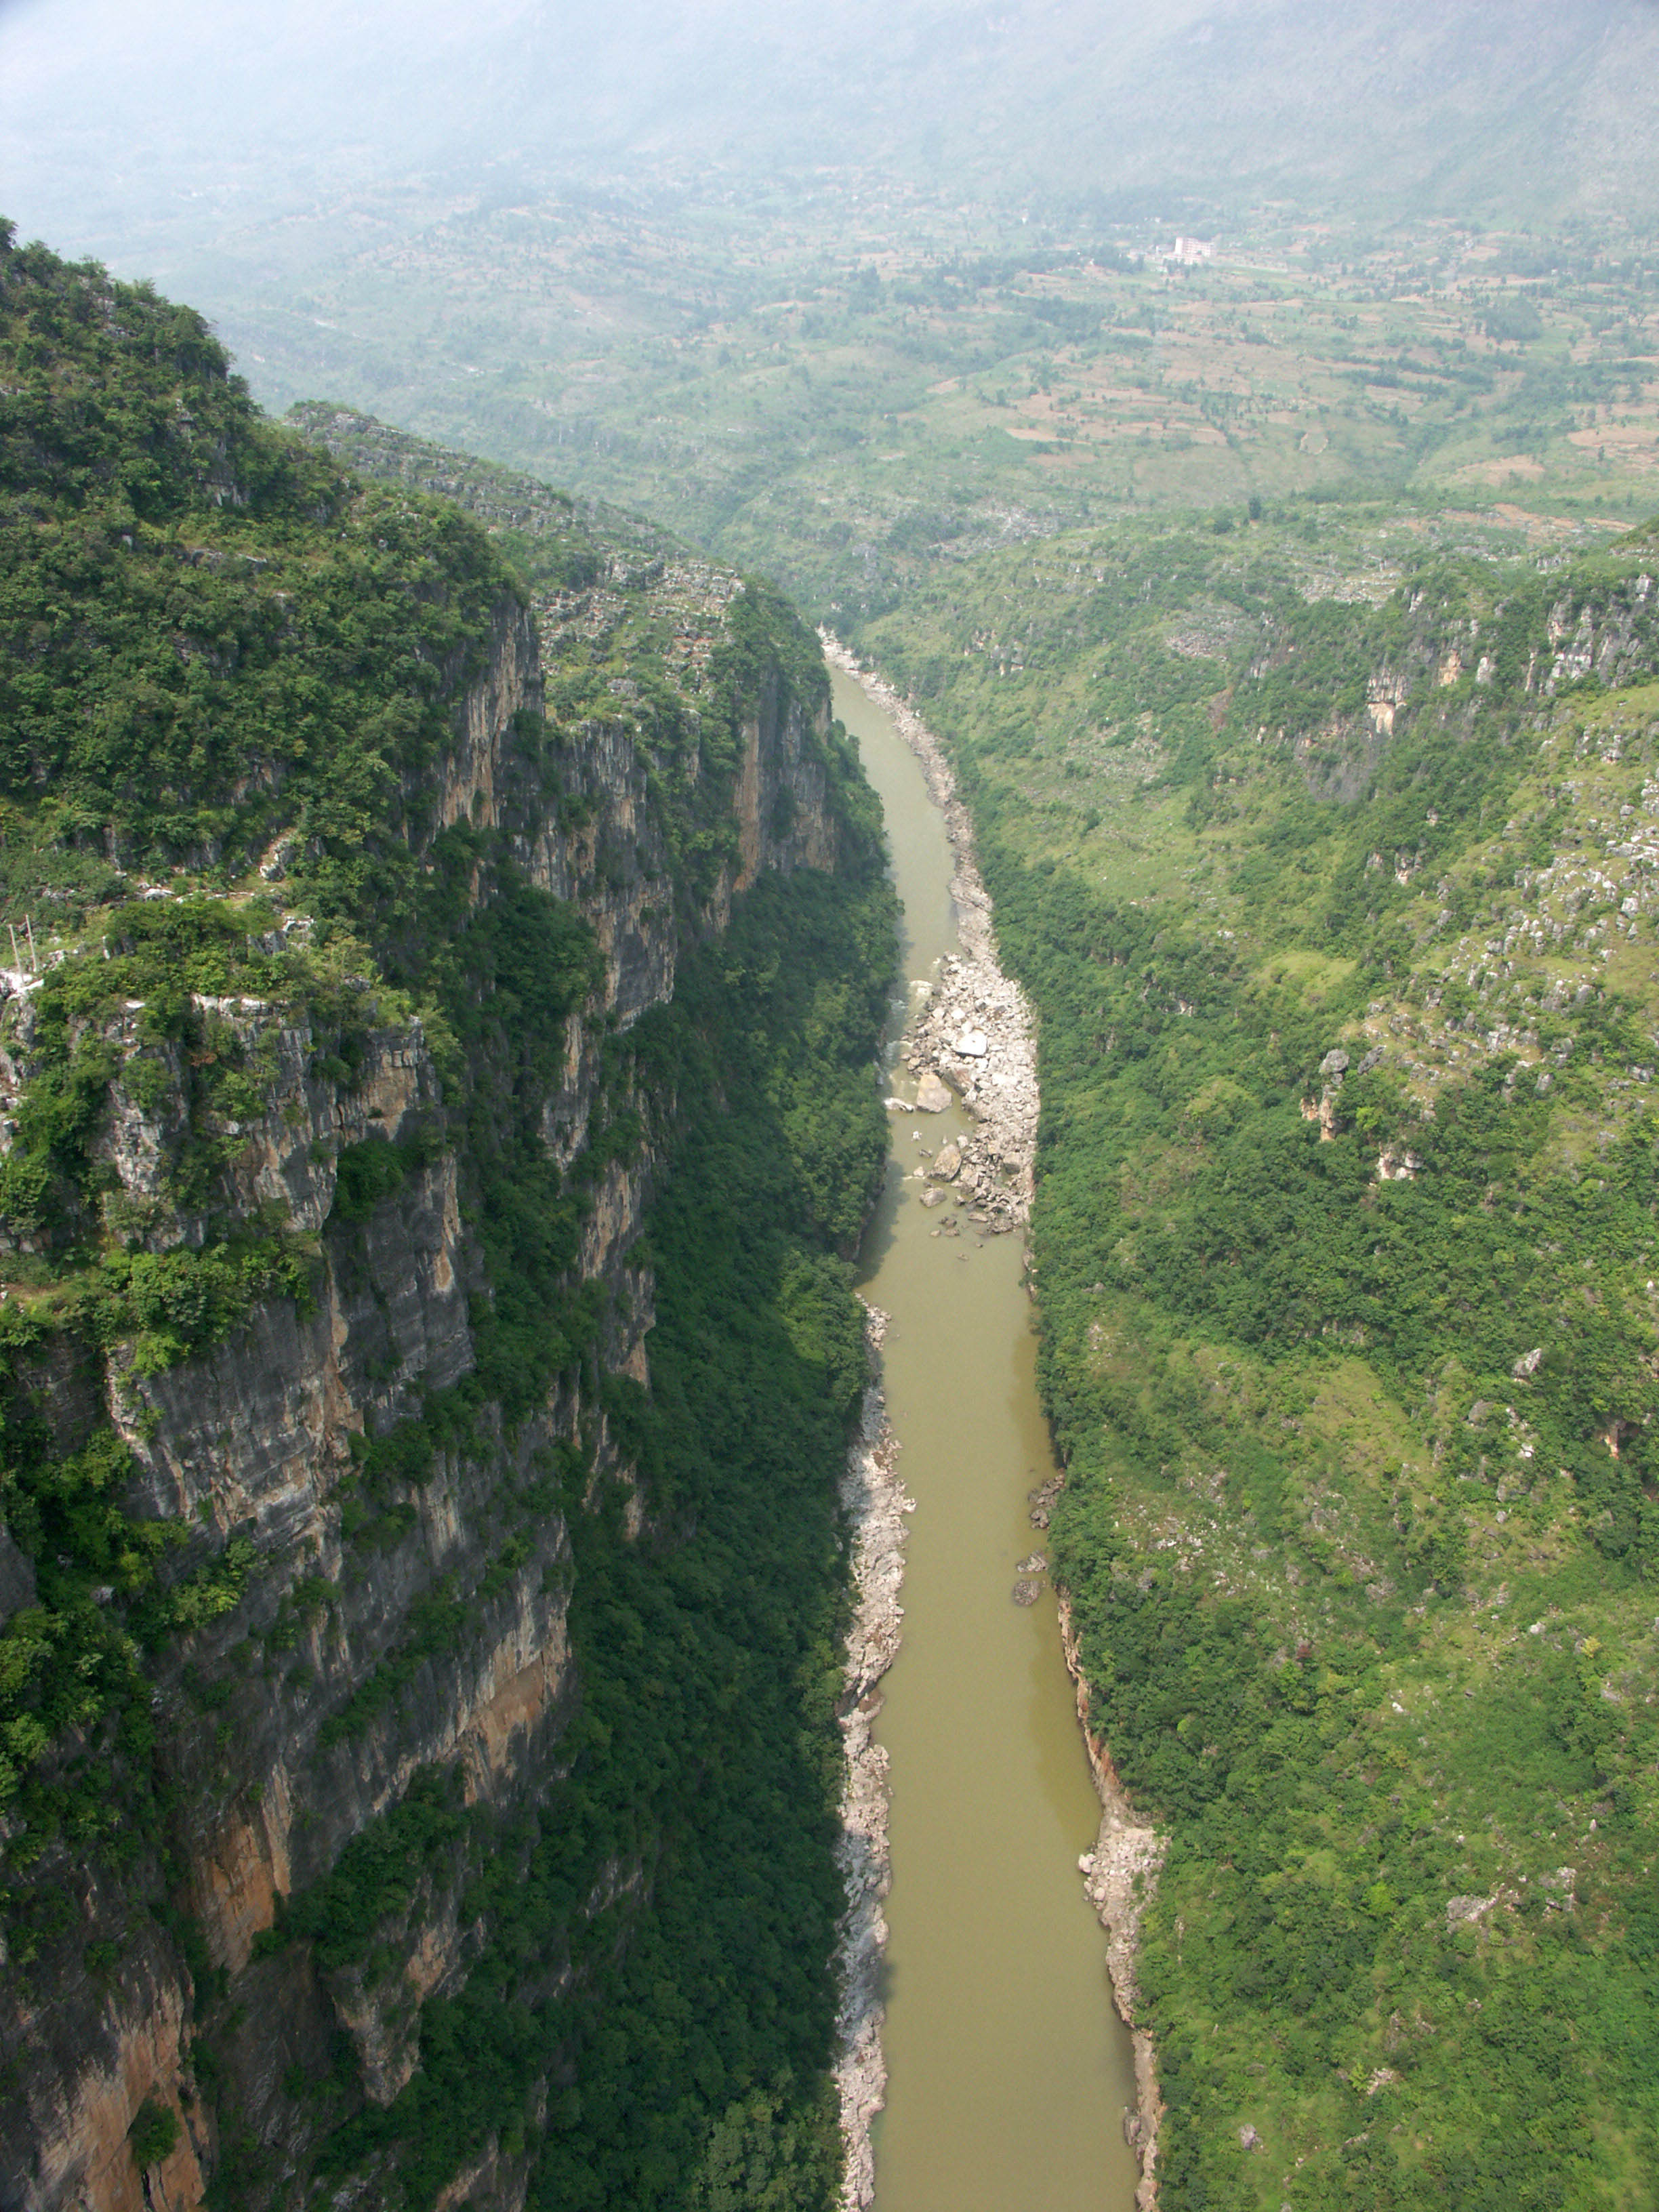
<box><xmin>822</xmin><ymin>638</ymin><xmax>1039</xmax><ymax>1236</ymax></box>
<box><xmin>903</xmin><ymin>951</ymin><xmax>1036</xmax><ymax>1233</ymax></box>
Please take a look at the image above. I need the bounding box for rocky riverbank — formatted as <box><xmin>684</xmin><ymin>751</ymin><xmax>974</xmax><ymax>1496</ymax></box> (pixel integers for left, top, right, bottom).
<box><xmin>833</xmin><ymin>1301</ymin><xmax>913</xmax><ymax>2211</ymax></box>
<box><xmin>825</xmin><ymin>637</ymin><xmax>1166</xmax><ymax>2211</ymax></box>
<box><xmin>819</xmin><ymin>637</ymin><xmax>1038</xmax><ymax>1231</ymax></box>
<box><xmin>1061</xmin><ymin>1600</ymin><xmax>1168</xmax><ymax>2212</ymax></box>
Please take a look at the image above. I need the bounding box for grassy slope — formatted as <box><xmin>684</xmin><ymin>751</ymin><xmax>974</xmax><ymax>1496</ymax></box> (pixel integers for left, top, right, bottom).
<box><xmin>863</xmin><ymin>510</ymin><xmax>1659</xmax><ymax>2209</ymax></box>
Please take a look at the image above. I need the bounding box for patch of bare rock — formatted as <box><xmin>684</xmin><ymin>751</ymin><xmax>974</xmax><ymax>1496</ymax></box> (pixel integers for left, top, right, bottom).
<box><xmin>1063</xmin><ymin>1597</ymin><xmax>1168</xmax><ymax>2212</ymax></box>
<box><xmin>901</xmin><ymin>951</ymin><xmax>1038</xmax><ymax>1234</ymax></box>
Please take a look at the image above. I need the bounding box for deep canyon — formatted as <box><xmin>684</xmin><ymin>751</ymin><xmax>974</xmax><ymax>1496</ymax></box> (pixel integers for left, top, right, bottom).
<box><xmin>14</xmin><ymin>156</ymin><xmax>1659</xmax><ymax>2212</ymax></box>
<box><xmin>0</xmin><ymin>244</ymin><xmax>1150</xmax><ymax>2212</ymax></box>
<box><xmin>0</xmin><ymin>241</ymin><xmax>899</xmax><ymax>2212</ymax></box>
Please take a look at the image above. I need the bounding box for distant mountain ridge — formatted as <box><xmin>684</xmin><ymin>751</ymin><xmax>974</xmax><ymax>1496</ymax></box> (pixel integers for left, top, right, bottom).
<box><xmin>4</xmin><ymin>0</ymin><xmax>1658</xmax><ymax>281</ymax></box>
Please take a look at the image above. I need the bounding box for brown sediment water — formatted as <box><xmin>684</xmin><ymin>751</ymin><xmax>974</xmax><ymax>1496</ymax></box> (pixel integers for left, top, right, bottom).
<box><xmin>833</xmin><ymin>668</ymin><xmax>1141</xmax><ymax>2212</ymax></box>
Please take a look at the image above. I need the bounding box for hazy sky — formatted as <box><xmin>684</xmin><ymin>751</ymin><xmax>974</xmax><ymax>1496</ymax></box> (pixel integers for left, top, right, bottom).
<box><xmin>0</xmin><ymin>0</ymin><xmax>1188</xmax><ymax>279</ymax></box>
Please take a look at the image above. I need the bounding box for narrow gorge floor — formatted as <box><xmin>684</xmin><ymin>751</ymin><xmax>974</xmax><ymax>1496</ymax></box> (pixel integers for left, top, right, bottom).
<box><xmin>836</xmin><ymin>670</ymin><xmax>1140</xmax><ymax>2212</ymax></box>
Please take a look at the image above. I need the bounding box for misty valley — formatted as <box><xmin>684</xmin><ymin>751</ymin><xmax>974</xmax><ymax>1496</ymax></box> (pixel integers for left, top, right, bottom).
<box><xmin>5</xmin><ymin>5</ymin><xmax>1659</xmax><ymax>2210</ymax></box>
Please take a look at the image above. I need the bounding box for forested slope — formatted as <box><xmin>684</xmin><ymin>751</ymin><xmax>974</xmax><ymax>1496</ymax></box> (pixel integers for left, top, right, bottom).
<box><xmin>865</xmin><ymin>507</ymin><xmax>1659</xmax><ymax>2209</ymax></box>
<box><xmin>0</xmin><ymin>225</ymin><xmax>893</xmax><ymax>2212</ymax></box>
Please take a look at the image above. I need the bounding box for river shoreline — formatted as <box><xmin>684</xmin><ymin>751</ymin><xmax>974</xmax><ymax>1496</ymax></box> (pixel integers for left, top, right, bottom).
<box><xmin>833</xmin><ymin>1303</ymin><xmax>912</xmax><ymax>2211</ymax></box>
<box><xmin>821</xmin><ymin>636</ymin><xmax>1037</xmax><ymax>1231</ymax></box>
<box><xmin>1059</xmin><ymin>1599</ymin><xmax>1168</xmax><ymax>2212</ymax></box>
<box><xmin>823</xmin><ymin>636</ymin><xmax>1166</xmax><ymax>2211</ymax></box>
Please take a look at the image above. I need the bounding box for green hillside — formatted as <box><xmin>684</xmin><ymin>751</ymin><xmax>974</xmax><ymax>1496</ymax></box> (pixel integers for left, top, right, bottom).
<box><xmin>865</xmin><ymin>507</ymin><xmax>1659</xmax><ymax>2208</ymax></box>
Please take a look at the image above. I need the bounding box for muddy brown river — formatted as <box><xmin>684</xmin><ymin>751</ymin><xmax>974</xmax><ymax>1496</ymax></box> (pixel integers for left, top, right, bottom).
<box><xmin>834</xmin><ymin>669</ymin><xmax>1140</xmax><ymax>2212</ymax></box>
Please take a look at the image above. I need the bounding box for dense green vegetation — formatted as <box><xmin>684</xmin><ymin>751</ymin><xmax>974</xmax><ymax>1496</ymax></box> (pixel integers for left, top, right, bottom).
<box><xmin>36</xmin><ymin>33</ymin><xmax>1647</xmax><ymax>2200</ymax></box>
<box><xmin>865</xmin><ymin>512</ymin><xmax>1659</xmax><ymax>2206</ymax></box>
<box><xmin>250</xmin><ymin>860</ymin><xmax>892</xmax><ymax>2212</ymax></box>
<box><xmin>15</xmin><ymin>155</ymin><xmax>1659</xmax><ymax>2208</ymax></box>
<box><xmin>0</xmin><ymin>230</ymin><xmax>895</xmax><ymax>2212</ymax></box>
<box><xmin>0</xmin><ymin>222</ymin><xmax>510</xmax><ymax>911</ymax></box>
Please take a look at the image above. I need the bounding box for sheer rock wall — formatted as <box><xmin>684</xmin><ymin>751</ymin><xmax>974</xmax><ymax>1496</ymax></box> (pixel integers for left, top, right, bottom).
<box><xmin>1</xmin><ymin>575</ymin><xmax>842</xmax><ymax>2212</ymax></box>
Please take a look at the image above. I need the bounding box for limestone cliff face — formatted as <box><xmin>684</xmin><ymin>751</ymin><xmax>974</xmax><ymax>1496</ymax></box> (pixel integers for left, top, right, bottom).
<box><xmin>0</xmin><ymin>553</ymin><xmax>844</xmax><ymax>2212</ymax></box>
<box><xmin>1247</xmin><ymin>567</ymin><xmax>1659</xmax><ymax>809</ymax></box>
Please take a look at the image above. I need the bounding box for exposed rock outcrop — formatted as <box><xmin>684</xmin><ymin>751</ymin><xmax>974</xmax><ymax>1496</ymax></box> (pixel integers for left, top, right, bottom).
<box><xmin>820</xmin><ymin>640</ymin><xmax>1038</xmax><ymax>1231</ymax></box>
<box><xmin>1061</xmin><ymin>1601</ymin><xmax>1167</xmax><ymax>2212</ymax></box>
